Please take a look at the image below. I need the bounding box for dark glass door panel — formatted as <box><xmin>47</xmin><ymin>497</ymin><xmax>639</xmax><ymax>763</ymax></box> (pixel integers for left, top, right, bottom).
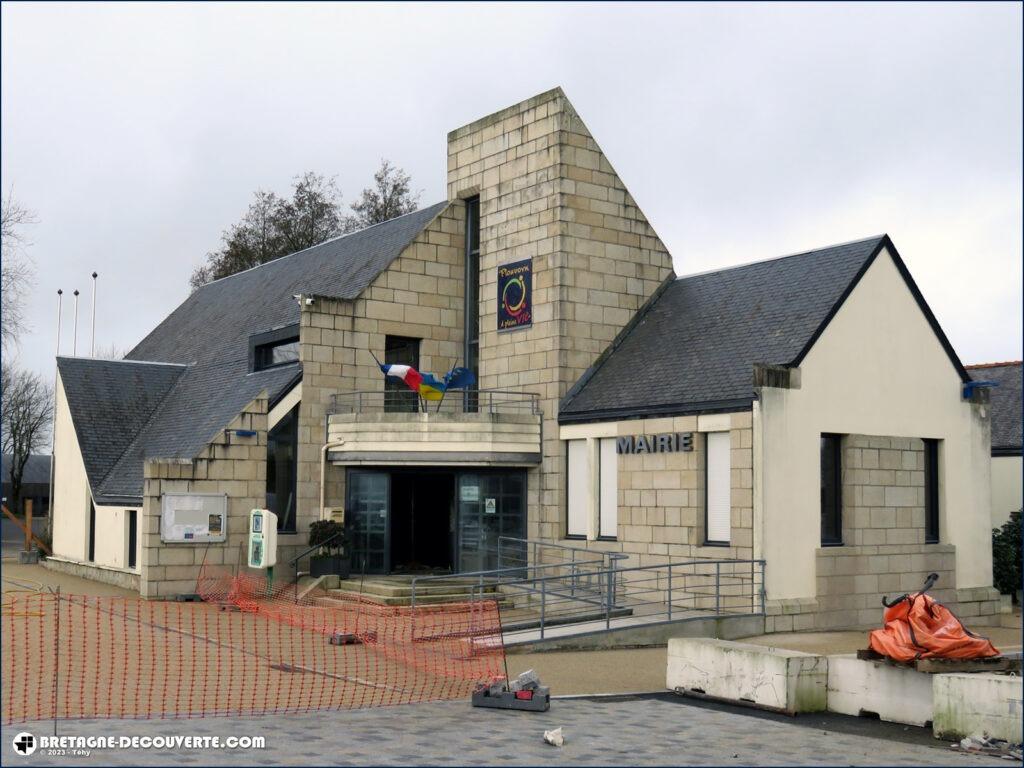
<box><xmin>457</xmin><ymin>472</ymin><xmax>526</xmax><ymax>572</ymax></box>
<box><xmin>346</xmin><ymin>471</ymin><xmax>390</xmax><ymax>575</ymax></box>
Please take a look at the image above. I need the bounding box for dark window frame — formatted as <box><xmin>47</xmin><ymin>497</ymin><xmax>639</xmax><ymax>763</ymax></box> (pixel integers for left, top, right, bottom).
<box><xmin>87</xmin><ymin>500</ymin><xmax>96</xmax><ymax>562</ymax></box>
<box><xmin>463</xmin><ymin>196</ymin><xmax>480</xmax><ymax>412</ymax></box>
<box><xmin>820</xmin><ymin>433</ymin><xmax>843</xmax><ymax>546</ymax></box>
<box><xmin>924</xmin><ymin>438</ymin><xmax>940</xmax><ymax>544</ymax></box>
<box><xmin>126</xmin><ymin>509</ymin><xmax>137</xmax><ymax>569</ymax></box>
<box><xmin>384</xmin><ymin>335</ymin><xmax>421</xmax><ymax>413</ymax></box>
<box><xmin>266</xmin><ymin>404</ymin><xmax>299</xmax><ymax>533</ymax></box>
<box><xmin>249</xmin><ymin>324</ymin><xmax>301</xmax><ymax>372</ymax></box>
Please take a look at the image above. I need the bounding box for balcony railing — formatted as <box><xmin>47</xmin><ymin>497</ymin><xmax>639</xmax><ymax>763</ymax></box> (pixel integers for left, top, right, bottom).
<box><xmin>329</xmin><ymin>389</ymin><xmax>540</xmax><ymax>416</ymax></box>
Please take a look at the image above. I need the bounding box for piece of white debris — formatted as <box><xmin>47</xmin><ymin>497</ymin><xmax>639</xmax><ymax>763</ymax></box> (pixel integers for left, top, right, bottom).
<box><xmin>543</xmin><ymin>727</ymin><xmax>564</xmax><ymax>747</ymax></box>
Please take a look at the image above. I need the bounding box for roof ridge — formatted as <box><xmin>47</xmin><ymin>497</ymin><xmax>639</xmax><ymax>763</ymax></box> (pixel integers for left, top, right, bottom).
<box><xmin>966</xmin><ymin>360</ymin><xmax>1023</xmax><ymax>369</ymax></box>
<box><xmin>675</xmin><ymin>235</ymin><xmax>886</xmax><ymax>282</ymax></box>
<box><xmin>197</xmin><ymin>200</ymin><xmax>449</xmax><ymax>289</ymax></box>
<box><xmin>57</xmin><ymin>356</ymin><xmax>187</xmax><ymax>368</ymax></box>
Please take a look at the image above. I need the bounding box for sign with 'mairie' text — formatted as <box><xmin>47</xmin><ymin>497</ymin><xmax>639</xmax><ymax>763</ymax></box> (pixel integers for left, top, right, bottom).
<box><xmin>616</xmin><ymin>433</ymin><xmax>694</xmax><ymax>455</ymax></box>
<box><xmin>497</xmin><ymin>259</ymin><xmax>532</xmax><ymax>331</ymax></box>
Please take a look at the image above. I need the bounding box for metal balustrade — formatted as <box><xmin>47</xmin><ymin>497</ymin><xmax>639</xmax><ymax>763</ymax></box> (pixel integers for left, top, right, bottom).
<box><xmin>329</xmin><ymin>389</ymin><xmax>540</xmax><ymax>416</ymax></box>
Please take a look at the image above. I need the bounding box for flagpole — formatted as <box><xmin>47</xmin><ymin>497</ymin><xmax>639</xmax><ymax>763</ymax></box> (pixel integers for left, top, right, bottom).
<box><xmin>436</xmin><ymin>357</ymin><xmax>461</xmax><ymax>414</ymax></box>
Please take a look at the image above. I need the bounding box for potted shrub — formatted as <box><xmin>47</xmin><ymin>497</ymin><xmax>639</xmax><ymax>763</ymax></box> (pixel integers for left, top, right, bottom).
<box><xmin>308</xmin><ymin>519</ymin><xmax>350</xmax><ymax>579</ymax></box>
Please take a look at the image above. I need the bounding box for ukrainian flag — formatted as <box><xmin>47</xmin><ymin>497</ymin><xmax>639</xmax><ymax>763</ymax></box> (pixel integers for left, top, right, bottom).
<box><xmin>418</xmin><ymin>373</ymin><xmax>447</xmax><ymax>401</ymax></box>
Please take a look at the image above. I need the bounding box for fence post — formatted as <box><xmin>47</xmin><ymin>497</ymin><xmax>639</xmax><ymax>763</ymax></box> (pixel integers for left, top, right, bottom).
<box><xmin>715</xmin><ymin>562</ymin><xmax>721</xmax><ymax>615</ymax></box>
<box><xmin>540</xmin><ymin>578</ymin><xmax>546</xmax><ymax>639</ymax></box>
<box><xmin>750</xmin><ymin>559</ymin><xmax>755</xmax><ymax>613</ymax></box>
<box><xmin>605</xmin><ymin>569</ymin><xmax>612</xmax><ymax>629</ymax></box>
<box><xmin>668</xmin><ymin>562</ymin><xmax>672</xmax><ymax>621</ymax></box>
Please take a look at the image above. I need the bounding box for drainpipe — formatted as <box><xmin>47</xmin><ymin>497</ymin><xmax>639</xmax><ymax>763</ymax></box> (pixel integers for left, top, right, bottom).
<box><xmin>319</xmin><ymin>439</ymin><xmax>346</xmax><ymax>521</ymax></box>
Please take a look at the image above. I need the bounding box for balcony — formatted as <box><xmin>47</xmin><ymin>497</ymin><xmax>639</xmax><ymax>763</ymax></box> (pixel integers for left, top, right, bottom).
<box><xmin>326</xmin><ymin>390</ymin><xmax>542</xmax><ymax>466</ymax></box>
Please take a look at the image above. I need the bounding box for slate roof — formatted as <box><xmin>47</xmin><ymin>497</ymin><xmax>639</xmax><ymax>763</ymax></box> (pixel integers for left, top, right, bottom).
<box><xmin>966</xmin><ymin>362</ymin><xmax>1022</xmax><ymax>454</ymax></box>
<box><xmin>560</xmin><ymin>235</ymin><xmax>968</xmax><ymax>422</ymax></box>
<box><xmin>1</xmin><ymin>454</ymin><xmax>52</xmax><ymax>486</ymax></box>
<box><xmin>59</xmin><ymin>202</ymin><xmax>449</xmax><ymax>504</ymax></box>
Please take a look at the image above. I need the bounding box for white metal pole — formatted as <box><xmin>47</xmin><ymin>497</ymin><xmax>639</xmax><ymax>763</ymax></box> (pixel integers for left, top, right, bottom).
<box><xmin>46</xmin><ymin>289</ymin><xmax>63</xmax><ymax>542</ymax></box>
<box><xmin>90</xmin><ymin>272</ymin><xmax>97</xmax><ymax>357</ymax></box>
<box><xmin>72</xmin><ymin>290</ymin><xmax>79</xmax><ymax>356</ymax></box>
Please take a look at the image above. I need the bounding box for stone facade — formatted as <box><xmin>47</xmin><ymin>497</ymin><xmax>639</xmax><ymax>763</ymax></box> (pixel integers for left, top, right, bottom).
<box><xmin>446</xmin><ymin>87</ymin><xmax>675</xmax><ymax>548</ymax></box>
<box><xmin>139</xmin><ymin>396</ymin><xmax>268</xmax><ymax>599</ymax></box>
<box><xmin>764</xmin><ymin>433</ymin><xmax>1001</xmax><ymax>631</ymax></box>
<box><xmin>295</xmin><ymin>203</ymin><xmax>466</xmax><ymax>539</ymax></box>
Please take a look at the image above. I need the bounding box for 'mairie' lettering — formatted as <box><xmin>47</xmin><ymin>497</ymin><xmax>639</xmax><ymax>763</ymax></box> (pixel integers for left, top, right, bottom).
<box><xmin>615</xmin><ymin>432</ymin><xmax>694</xmax><ymax>454</ymax></box>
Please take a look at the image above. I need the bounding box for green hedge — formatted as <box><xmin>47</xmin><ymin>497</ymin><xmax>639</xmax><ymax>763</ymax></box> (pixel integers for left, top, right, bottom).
<box><xmin>992</xmin><ymin>508</ymin><xmax>1022</xmax><ymax>601</ymax></box>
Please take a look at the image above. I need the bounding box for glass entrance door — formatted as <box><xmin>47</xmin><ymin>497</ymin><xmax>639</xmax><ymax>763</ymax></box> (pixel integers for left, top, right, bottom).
<box><xmin>457</xmin><ymin>472</ymin><xmax>526</xmax><ymax>572</ymax></box>
<box><xmin>346</xmin><ymin>471</ymin><xmax>389</xmax><ymax>575</ymax></box>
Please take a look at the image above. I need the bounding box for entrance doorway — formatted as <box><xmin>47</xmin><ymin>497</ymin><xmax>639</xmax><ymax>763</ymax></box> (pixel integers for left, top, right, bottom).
<box><xmin>390</xmin><ymin>472</ymin><xmax>454</xmax><ymax>573</ymax></box>
<box><xmin>345</xmin><ymin>468</ymin><xmax>527</xmax><ymax>576</ymax></box>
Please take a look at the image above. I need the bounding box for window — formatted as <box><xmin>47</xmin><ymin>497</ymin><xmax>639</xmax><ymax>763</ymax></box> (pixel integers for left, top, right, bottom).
<box><xmin>598</xmin><ymin>438</ymin><xmax>618</xmax><ymax>539</ymax></box>
<box><xmin>566</xmin><ymin>440</ymin><xmax>588</xmax><ymax>538</ymax></box>
<box><xmin>250</xmin><ymin>325</ymin><xmax>301</xmax><ymax>372</ymax></box>
<box><xmin>704</xmin><ymin>432</ymin><xmax>731</xmax><ymax>545</ymax></box>
<box><xmin>463</xmin><ymin>197</ymin><xmax>480</xmax><ymax>411</ymax></box>
<box><xmin>821</xmin><ymin>434</ymin><xmax>843</xmax><ymax>545</ymax></box>
<box><xmin>924</xmin><ymin>439</ymin><xmax>939</xmax><ymax>543</ymax></box>
<box><xmin>384</xmin><ymin>335</ymin><xmax>420</xmax><ymax>413</ymax></box>
<box><xmin>126</xmin><ymin>509</ymin><xmax>137</xmax><ymax>569</ymax></box>
<box><xmin>87</xmin><ymin>500</ymin><xmax>96</xmax><ymax>562</ymax></box>
<box><xmin>266</xmin><ymin>405</ymin><xmax>298</xmax><ymax>533</ymax></box>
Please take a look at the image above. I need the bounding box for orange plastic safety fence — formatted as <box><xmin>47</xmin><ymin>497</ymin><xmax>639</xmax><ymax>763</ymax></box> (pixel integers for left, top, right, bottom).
<box><xmin>2</xmin><ymin>567</ymin><xmax>505</xmax><ymax>723</ymax></box>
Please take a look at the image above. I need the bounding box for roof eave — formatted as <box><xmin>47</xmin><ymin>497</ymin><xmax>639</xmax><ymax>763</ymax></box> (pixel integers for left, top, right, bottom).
<box><xmin>558</xmin><ymin>397</ymin><xmax>755</xmax><ymax>425</ymax></box>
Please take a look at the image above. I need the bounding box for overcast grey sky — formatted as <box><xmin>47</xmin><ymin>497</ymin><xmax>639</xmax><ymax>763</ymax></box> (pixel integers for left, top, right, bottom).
<box><xmin>2</xmin><ymin>2</ymin><xmax>1021</xmax><ymax>381</ymax></box>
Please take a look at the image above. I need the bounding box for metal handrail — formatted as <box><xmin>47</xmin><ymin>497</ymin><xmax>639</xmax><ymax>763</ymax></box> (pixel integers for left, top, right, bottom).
<box><xmin>329</xmin><ymin>389</ymin><xmax>540</xmax><ymax>416</ymax></box>
<box><xmin>289</xmin><ymin>529</ymin><xmax>346</xmax><ymax>601</ymax></box>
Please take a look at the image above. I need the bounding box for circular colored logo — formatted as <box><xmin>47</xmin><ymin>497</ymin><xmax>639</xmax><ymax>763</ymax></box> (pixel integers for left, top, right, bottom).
<box><xmin>501</xmin><ymin>275</ymin><xmax>528</xmax><ymax>318</ymax></box>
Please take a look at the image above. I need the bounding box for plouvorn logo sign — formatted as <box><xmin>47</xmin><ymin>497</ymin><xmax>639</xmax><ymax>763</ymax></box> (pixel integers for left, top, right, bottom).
<box><xmin>497</xmin><ymin>259</ymin><xmax>532</xmax><ymax>331</ymax></box>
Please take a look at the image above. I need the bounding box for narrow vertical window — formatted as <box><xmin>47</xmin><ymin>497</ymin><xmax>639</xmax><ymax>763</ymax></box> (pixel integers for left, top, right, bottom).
<box><xmin>566</xmin><ymin>440</ymin><xmax>588</xmax><ymax>538</ymax></box>
<box><xmin>87</xmin><ymin>500</ymin><xmax>96</xmax><ymax>562</ymax></box>
<box><xmin>126</xmin><ymin>509</ymin><xmax>137</xmax><ymax>569</ymax></box>
<box><xmin>705</xmin><ymin>432</ymin><xmax>732</xmax><ymax>544</ymax></box>
<box><xmin>463</xmin><ymin>197</ymin><xmax>480</xmax><ymax>411</ymax></box>
<box><xmin>266</xmin><ymin>405</ymin><xmax>299</xmax><ymax>533</ymax></box>
<box><xmin>598</xmin><ymin>438</ymin><xmax>618</xmax><ymax>539</ymax></box>
<box><xmin>821</xmin><ymin>434</ymin><xmax>843</xmax><ymax>545</ymax></box>
<box><xmin>924</xmin><ymin>438</ymin><xmax>939</xmax><ymax>543</ymax></box>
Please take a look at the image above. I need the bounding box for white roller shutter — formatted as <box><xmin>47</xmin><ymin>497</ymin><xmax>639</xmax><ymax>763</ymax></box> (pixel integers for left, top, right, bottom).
<box><xmin>599</xmin><ymin>437</ymin><xmax>618</xmax><ymax>539</ymax></box>
<box><xmin>566</xmin><ymin>439</ymin><xmax>588</xmax><ymax>537</ymax></box>
<box><xmin>705</xmin><ymin>431</ymin><xmax>731</xmax><ymax>544</ymax></box>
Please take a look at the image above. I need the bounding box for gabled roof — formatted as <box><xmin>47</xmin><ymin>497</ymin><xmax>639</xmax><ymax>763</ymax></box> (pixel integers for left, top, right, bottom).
<box><xmin>57</xmin><ymin>358</ymin><xmax>184</xmax><ymax>497</ymax></box>
<box><xmin>560</xmin><ymin>235</ymin><xmax>969</xmax><ymax>423</ymax></box>
<box><xmin>966</xmin><ymin>361</ymin><xmax>1022</xmax><ymax>455</ymax></box>
<box><xmin>59</xmin><ymin>202</ymin><xmax>449</xmax><ymax>504</ymax></box>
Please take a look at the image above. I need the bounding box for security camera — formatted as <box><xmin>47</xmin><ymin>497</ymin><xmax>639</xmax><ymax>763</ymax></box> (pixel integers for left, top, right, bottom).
<box><xmin>305</xmin><ymin>297</ymin><xmax>315</xmax><ymax>306</ymax></box>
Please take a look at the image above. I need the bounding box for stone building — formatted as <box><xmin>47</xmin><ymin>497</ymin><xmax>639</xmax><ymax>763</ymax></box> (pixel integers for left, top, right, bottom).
<box><xmin>965</xmin><ymin>361</ymin><xmax>1022</xmax><ymax>529</ymax></box>
<box><xmin>49</xmin><ymin>88</ymin><xmax>1001</xmax><ymax>628</ymax></box>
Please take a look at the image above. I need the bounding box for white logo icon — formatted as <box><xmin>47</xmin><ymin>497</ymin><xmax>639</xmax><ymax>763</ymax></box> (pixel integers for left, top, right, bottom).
<box><xmin>12</xmin><ymin>732</ymin><xmax>36</xmax><ymax>756</ymax></box>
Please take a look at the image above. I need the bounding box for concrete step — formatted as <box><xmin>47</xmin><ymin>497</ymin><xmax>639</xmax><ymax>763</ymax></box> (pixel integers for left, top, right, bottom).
<box><xmin>335</xmin><ymin>578</ymin><xmax>500</xmax><ymax>599</ymax></box>
<box><xmin>328</xmin><ymin>588</ymin><xmax>512</xmax><ymax>608</ymax></box>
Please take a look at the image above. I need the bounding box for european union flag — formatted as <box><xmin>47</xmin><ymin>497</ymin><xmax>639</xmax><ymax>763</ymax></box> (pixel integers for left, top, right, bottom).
<box><xmin>444</xmin><ymin>367</ymin><xmax>477</xmax><ymax>390</ymax></box>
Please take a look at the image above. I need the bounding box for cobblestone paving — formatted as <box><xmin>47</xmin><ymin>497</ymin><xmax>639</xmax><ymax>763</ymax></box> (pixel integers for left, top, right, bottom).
<box><xmin>2</xmin><ymin>695</ymin><xmax>1006</xmax><ymax>766</ymax></box>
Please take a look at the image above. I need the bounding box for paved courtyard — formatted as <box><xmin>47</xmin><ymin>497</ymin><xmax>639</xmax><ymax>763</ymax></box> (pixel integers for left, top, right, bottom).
<box><xmin>1</xmin><ymin>694</ymin><xmax>1006</xmax><ymax>766</ymax></box>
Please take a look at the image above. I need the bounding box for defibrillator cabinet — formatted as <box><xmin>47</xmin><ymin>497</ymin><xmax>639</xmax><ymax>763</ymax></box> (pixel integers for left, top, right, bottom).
<box><xmin>248</xmin><ymin>509</ymin><xmax>278</xmax><ymax>569</ymax></box>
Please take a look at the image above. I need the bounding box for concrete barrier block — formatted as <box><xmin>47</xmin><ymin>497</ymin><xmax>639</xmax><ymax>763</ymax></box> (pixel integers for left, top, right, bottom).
<box><xmin>666</xmin><ymin>637</ymin><xmax>827</xmax><ymax>713</ymax></box>
<box><xmin>827</xmin><ymin>654</ymin><xmax>933</xmax><ymax>726</ymax></box>
<box><xmin>932</xmin><ymin>673</ymin><xmax>1023</xmax><ymax>742</ymax></box>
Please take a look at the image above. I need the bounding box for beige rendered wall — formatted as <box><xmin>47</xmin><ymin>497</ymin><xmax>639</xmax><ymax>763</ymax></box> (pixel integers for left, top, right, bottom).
<box><xmin>991</xmin><ymin>455</ymin><xmax>1022</xmax><ymax>528</ymax></box>
<box><xmin>51</xmin><ymin>372</ymin><xmax>91</xmax><ymax>562</ymax></box>
<box><xmin>92</xmin><ymin>504</ymin><xmax>140</xmax><ymax>570</ymax></box>
<box><xmin>756</xmin><ymin>248</ymin><xmax>993</xmax><ymax>610</ymax></box>
<box><xmin>447</xmin><ymin>88</ymin><xmax>675</xmax><ymax>548</ymax></box>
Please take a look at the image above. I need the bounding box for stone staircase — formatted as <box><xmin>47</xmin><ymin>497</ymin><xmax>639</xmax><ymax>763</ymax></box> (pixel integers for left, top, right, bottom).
<box><xmin>328</xmin><ymin>576</ymin><xmax>511</xmax><ymax>608</ymax></box>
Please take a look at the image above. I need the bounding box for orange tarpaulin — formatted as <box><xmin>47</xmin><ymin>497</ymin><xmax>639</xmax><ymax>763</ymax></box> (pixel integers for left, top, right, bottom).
<box><xmin>868</xmin><ymin>575</ymin><xmax>1000</xmax><ymax>663</ymax></box>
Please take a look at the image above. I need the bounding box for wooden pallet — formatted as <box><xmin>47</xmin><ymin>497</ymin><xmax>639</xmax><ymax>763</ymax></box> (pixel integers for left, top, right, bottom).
<box><xmin>856</xmin><ymin>648</ymin><xmax>1021</xmax><ymax>673</ymax></box>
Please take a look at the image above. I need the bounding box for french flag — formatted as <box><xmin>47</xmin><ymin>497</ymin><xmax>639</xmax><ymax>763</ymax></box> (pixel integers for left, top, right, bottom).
<box><xmin>379</xmin><ymin>362</ymin><xmax>422</xmax><ymax>393</ymax></box>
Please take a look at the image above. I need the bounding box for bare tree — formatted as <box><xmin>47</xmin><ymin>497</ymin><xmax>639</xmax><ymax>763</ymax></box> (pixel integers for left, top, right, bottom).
<box><xmin>345</xmin><ymin>159</ymin><xmax>421</xmax><ymax>232</ymax></box>
<box><xmin>92</xmin><ymin>343</ymin><xmax>127</xmax><ymax>360</ymax></box>
<box><xmin>1</xmin><ymin>192</ymin><xmax>38</xmax><ymax>351</ymax></box>
<box><xmin>1</xmin><ymin>364</ymin><xmax>53</xmax><ymax>515</ymax></box>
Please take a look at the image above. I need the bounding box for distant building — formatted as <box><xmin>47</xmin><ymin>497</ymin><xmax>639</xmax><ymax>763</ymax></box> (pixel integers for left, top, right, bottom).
<box><xmin>50</xmin><ymin>88</ymin><xmax>1002</xmax><ymax>629</ymax></box>
<box><xmin>966</xmin><ymin>361</ymin><xmax>1022</xmax><ymax>529</ymax></box>
<box><xmin>1</xmin><ymin>454</ymin><xmax>51</xmax><ymax>515</ymax></box>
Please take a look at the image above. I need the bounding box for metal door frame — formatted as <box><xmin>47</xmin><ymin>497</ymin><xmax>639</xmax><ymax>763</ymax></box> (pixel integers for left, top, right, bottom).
<box><xmin>345</xmin><ymin>468</ymin><xmax>392</xmax><ymax>575</ymax></box>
